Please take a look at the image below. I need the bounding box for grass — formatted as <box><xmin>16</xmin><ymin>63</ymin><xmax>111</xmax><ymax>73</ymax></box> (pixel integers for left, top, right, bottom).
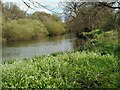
<box><xmin>2</xmin><ymin>51</ymin><xmax>119</xmax><ymax>88</ymax></box>
<box><xmin>78</xmin><ymin>30</ymin><xmax>119</xmax><ymax>55</ymax></box>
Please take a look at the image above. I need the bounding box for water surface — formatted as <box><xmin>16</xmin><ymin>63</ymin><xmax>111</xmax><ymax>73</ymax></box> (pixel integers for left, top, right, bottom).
<box><xmin>2</xmin><ymin>34</ymin><xmax>85</xmax><ymax>60</ymax></box>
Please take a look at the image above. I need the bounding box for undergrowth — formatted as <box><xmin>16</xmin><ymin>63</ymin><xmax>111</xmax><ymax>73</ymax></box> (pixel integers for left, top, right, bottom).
<box><xmin>2</xmin><ymin>51</ymin><xmax>119</xmax><ymax>88</ymax></box>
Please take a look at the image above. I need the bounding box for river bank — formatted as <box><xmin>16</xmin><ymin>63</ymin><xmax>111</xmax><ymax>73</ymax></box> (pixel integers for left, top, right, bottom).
<box><xmin>2</xmin><ymin>50</ymin><xmax>119</xmax><ymax>88</ymax></box>
<box><xmin>2</xmin><ymin>30</ymin><xmax>118</xmax><ymax>60</ymax></box>
<box><xmin>2</xmin><ymin>30</ymin><xmax>119</xmax><ymax>88</ymax></box>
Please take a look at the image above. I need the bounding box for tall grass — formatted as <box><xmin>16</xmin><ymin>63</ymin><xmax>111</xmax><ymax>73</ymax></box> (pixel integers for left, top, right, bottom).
<box><xmin>2</xmin><ymin>51</ymin><xmax>119</xmax><ymax>88</ymax></box>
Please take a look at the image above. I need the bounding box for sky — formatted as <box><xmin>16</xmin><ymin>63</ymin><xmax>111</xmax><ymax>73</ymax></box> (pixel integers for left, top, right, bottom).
<box><xmin>2</xmin><ymin>0</ymin><xmax>64</xmax><ymax>14</ymax></box>
<box><xmin>2</xmin><ymin>0</ymin><xmax>117</xmax><ymax>14</ymax></box>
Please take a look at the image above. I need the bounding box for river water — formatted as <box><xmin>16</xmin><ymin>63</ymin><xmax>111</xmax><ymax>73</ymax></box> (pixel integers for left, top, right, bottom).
<box><xmin>2</xmin><ymin>34</ymin><xmax>85</xmax><ymax>60</ymax></box>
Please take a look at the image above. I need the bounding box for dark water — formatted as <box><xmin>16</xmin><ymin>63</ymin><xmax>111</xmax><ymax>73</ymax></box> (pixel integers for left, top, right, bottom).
<box><xmin>2</xmin><ymin>34</ymin><xmax>85</xmax><ymax>60</ymax></box>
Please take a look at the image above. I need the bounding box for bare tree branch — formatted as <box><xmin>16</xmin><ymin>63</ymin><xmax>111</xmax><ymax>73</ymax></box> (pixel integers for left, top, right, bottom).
<box><xmin>22</xmin><ymin>0</ymin><xmax>63</xmax><ymax>15</ymax></box>
<box><xmin>98</xmin><ymin>2</ymin><xmax>120</xmax><ymax>9</ymax></box>
<box><xmin>22</xmin><ymin>0</ymin><xmax>35</xmax><ymax>15</ymax></box>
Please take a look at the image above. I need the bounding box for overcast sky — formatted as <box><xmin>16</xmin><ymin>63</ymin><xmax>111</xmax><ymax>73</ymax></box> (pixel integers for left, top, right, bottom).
<box><xmin>2</xmin><ymin>0</ymin><xmax>64</xmax><ymax>14</ymax></box>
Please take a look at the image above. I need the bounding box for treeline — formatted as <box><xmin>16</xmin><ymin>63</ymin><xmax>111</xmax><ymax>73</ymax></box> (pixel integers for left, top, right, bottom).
<box><xmin>1</xmin><ymin>2</ymin><xmax>67</xmax><ymax>42</ymax></box>
<box><xmin>1</xmin><ymin>1</ymin><xmax>120</xmax><ymax>42</ymax></box>
<box><xmin>64</xmin><ymin>2</ymin><xmax>120</xmax><ymax>34</ymax></box>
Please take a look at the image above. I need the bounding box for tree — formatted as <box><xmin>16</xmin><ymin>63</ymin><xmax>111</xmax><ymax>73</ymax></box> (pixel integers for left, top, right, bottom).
<box><xmin>2</xmin><ymin>2</ymin><xmax>25</xmax><ymax>21</ymax></box>
<box><xmin>21</xmin><ymin>0</ymin><xmax>119</xmax><ymax>32</ymax></box>
<box><xmin>63</xmin><ymin>1</ymin><xmax>118</xmax><ymax>33</ymax></box>
<box><xmin>31</xmin><ymin>11</ymin><xmax>51</xmax><ymax>21</ymax></box>
<box><xmin>63</xmin><ymin>1</ymin><xmax>120</xmax><ymax>19</ymax></box>
<box><xmin>31</xmin><ymin>11</ymin><xmax>61</xmax><ymax>22</ymax></box>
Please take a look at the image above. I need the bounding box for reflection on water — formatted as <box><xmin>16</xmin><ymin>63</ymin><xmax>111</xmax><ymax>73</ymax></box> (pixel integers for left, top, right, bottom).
<box><xmin>2</xmin><ymin>34</ymin><xmax>85</xmax><ymax>60</ymax></box>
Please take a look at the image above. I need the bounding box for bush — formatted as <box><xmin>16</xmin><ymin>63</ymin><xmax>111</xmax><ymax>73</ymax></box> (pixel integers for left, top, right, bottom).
<box><xmin>2</xmin><ymin>19</ymin><xmax>48</xmax><ymax>41</ymax></box>
<box><xmin>45</xmin><ymin>20</ymin><xmax>66</xmax><ymax>36</ymax></box>
<box><xmin>2</xmin><ymin>17</ymin><xmax>66</xmax><ymax>42</ymax></box>
<box><xmin>101</xmin><ymin>20</ymin><xmax>115</xmax><ymax>31</ymax></box>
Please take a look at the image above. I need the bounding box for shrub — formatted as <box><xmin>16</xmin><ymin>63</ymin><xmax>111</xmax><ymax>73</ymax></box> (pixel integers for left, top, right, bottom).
<box><xmin>2</xmin><ymin>17</ymin><xmax>66</xmax><ymax>42</ymax></box>
<box><xmin>45</xmin><ymin>20</ymin><xmax>66</xmax><ymax>36</ymax></box>
<box><xmin>2</xmin><ymin>19</ymin><xmax>48</xmax><ymax>41</ymax></box>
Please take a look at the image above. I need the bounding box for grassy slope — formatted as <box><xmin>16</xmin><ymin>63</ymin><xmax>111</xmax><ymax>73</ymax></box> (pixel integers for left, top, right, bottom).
<box><xmin>2</xmin><ymin>30</ymin><xmax>119</xmax><ymax>88</ymax></box>
<box><xmin>2</xmin><ymin>51</ymin><xmax>119</xmax><ymax>88</ymax></box>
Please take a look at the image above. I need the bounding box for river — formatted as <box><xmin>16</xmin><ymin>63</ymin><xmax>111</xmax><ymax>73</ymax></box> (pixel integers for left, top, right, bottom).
<box><xmin>2</xmin><ymin>34</ymin><xmax>86</xmax><ymax>60</ymax></box>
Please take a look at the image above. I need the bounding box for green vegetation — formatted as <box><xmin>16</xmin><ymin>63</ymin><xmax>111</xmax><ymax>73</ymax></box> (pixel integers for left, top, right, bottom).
<box><xmin>45</xmin><ymin>20</ymin><xmax>65</xmax><ymax>36</ymax></box>
<box><xmin>2</xmin><ymin>17</ymin><xmax>66</xmax><ymax>42</ymax></box>
<box><xmin>2</xmin><ymin>51</ymin><xmax>119</xmax><ymax>88</ymax></box>
<box><xmin>2</xmin><ymin>30</ymin><xmax>119</xmax><ymax>88</ymax></box>
<box><xmin>1</xmin><ymin>1</ymin><xmax>119</xmax><ymax>89</ymax></box>
<box><xmin>2</xmin><ymin>19</ymin><xmax>48</xmax><ymax>41</ymax></box>
<box><xmin>79</xmin><ymin>30</ymin><xmax>118</xmax><ymax>54</ymax></box>
<box><xmin>2</xmin><ymin>2</ymin><xmax>66</xmax><ymax>42</ymax></box>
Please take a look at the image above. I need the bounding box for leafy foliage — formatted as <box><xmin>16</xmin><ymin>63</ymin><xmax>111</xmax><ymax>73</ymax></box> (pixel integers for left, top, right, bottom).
<box><xmin>1</xmin><ymin>2</ymin><xmax>66</xmax><ymax>42</ymax></box>
<box><xmin>2</xmin><ymin>51</ymin><xmax>119</xmax><ymax>88</ymax></box>
<box><xmin>78</xmin><ymin>30</ymin><xmax>119</xmax><ymax>56</ymax></box>
<box><xmin>2</xmin><ymin>19</ymin><xmax>48</xmax><ymax>41</ymax></box>
<box><xmin>45</xmin><ymin>20</ymin><xmax>66</xmax><ymax>36</ymax></box>
<box><xmin>1</xmin><ymin>1</ymin><xmax>119</xmax><ymax>89</ymax></box>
